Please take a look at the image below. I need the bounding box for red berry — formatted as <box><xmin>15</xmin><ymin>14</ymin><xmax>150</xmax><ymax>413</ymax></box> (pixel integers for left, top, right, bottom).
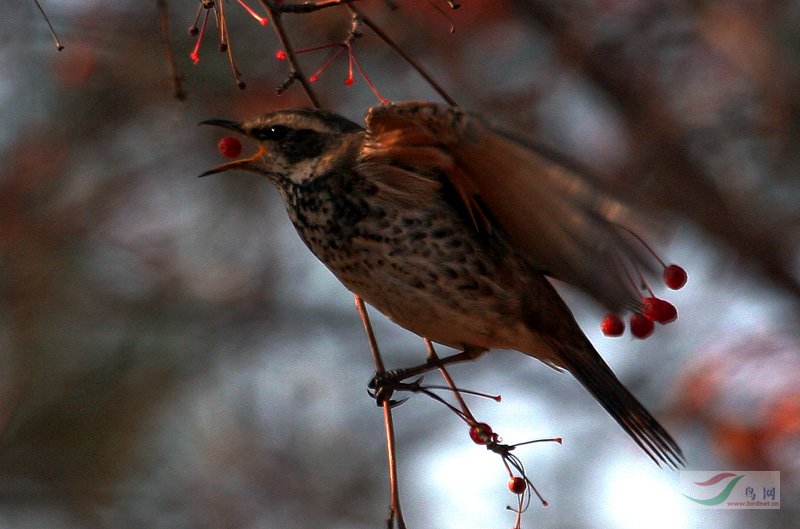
<box><xmin>629</xmin><ymin>313</ymin><xmax>655</xmax><ymax>339</ymax></box>
<box><xmin>642</xmin><ymin>297</ymin><xmax>677</xmax><ymax>324</ymax></box>
<box><xmin>663</xmin><ymin>264</ymin><xmax>687</xmax><ymax>290</ymax></box>
<box><xmin>275</xmin><ymin>50</ymin><xmax>287</xmax><ymax>61</ymax></box>
<box><xmin>508</xmin><ymin>477</ymin><xmax>527</xmax><ymax>494</ymax></box>
<box><xmin>344</xmin><ymin>77</ymin><xmax>354</xmax><ymax>86</ymax></box>
<box><xmin>600</xmin><ymin>314</ymin><xmax>625</xmax><ymax>337</ymax></box>
<box><xmin>468</xmin><ymin>422</ymin><xmax>495</xmax><ymax>445</ymax></box>
<box><xmin>217</xmin><ymin>137</ymin><xmax>242</xmax><ymax>158</ymax></box>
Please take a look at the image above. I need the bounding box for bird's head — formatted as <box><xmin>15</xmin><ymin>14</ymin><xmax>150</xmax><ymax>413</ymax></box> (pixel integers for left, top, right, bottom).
<box><xmin>200</xmin><ymin>108</ymin><xmax>364</xmax><ymax>185</ymax></box>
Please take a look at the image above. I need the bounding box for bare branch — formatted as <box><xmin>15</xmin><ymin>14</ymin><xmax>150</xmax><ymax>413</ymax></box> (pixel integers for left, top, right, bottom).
<box><xmin>157</xmin><ymin>0</ymin><xmax>187</xmax><ymax>100</ymax></box>
<box><xmin>272</xmin><ymin>0</ymin><xmax>456</xmax><ymax>106</ymax></box>
<box><xmin>259</xmin><ymin>1</ymin><xmax>322</xmax><ymax>108</ymax></box>
<box><xmin>354</xmin><ymin>295</ymin><xmax>406</xmax><ymax>529</ymax></box>
<box><xmin>275</xmin><ymin>0</ymin><xmax>359</xmax><ymax>14</ymax></box>
<box><xmin>348</xmin><ymin>4</ymin><xmax>457</xmax><ymax>106</ymax></box>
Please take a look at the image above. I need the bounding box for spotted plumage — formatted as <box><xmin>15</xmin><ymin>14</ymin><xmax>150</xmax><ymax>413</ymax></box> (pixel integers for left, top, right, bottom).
<box><xmin>201</xmin><ymin>102</ymin><xmax>684</xmax><ymax>468</ymax></box>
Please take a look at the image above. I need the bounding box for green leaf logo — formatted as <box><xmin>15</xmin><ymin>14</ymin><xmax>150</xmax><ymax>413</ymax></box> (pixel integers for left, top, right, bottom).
<box><xmin>683</xmin><ymin>473</ymin><xmax>744</xmax><ymax>506</ymax></box>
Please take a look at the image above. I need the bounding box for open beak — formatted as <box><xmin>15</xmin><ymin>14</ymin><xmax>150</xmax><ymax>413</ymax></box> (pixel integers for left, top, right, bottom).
<box><xmin>199</xmin><ymin>119</ymin><xmax>266</xmax><ymax>177</ymax></box>
<box><xmin>200</xmin><ymin>118</ymin><xmax>244</xmax><ymax>134</ymax></box>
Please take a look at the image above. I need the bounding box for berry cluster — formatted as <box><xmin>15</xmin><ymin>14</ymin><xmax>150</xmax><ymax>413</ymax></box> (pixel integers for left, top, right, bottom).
<box><xmin>187</xmin><ymin>0</ymin><xmax>269</xmax><ymax>88</ymax></box>
<box><xmin>601</xmin><ymin>258</ymin><xmax>687</xmax><ymax>340</ymax></box>
<box><xmin>275</xmin><ymin>38</ymin><xmax>388</xmax><ymax>103</ymax></box>
<box><xmin>467</xmin><ymin>420</ymin><xmax>563</xmax><ymax>528</ymax></box>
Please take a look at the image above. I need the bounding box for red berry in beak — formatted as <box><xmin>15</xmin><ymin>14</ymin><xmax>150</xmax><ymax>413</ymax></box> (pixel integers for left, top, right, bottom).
<box><xmin>218</xmin><ymin>137</ymin><xmax>242</xmax><ymax>158</ymax></box>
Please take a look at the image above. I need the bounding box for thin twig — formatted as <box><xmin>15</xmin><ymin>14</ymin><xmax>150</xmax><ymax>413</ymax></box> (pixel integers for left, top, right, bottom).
<box><xmin>354</xmin><ymin>295</ymin><xmax>406</xmax><ymax>529</ymax></box>
<box><xmin>381</xmin><ymin>397</ymin><xmax>405</xmax><ymax>529</ymax></box>
<box><xmin>347</xmin><ymin>3</ymin><xmax>457</xmax><ymax>106</ymax></box>
<box><xmin>277</xmin><ymin>0</ymin><xmax>455</xmax><ymax>106</ymax></box>
<box><xmin>276</xmin><ymin>0</ymin><xmax>358</xmax><ymax>14</ymax></box>
<box><xmin>259</xmin><ymin>1</ymin><xmax>322</xmax><ymax>108</ymax></box>
<box><xmin>34</xmin><ymin>0</ymin><xmax>64</xmax><ymax>51</ymax></box>
<box><xmin>217</xmin><ymin>0</ymin><xmax>247</xmax><ymax>88</ymax></box>
<box><xmin>424</xmin><ymin>339</ymin><xmax>476</xmax><ymax>423</ymax></box>
<box><xmin>157</xmin><ymin>0</ymin><xmax>187</xmax><ymax>100</ymax></box>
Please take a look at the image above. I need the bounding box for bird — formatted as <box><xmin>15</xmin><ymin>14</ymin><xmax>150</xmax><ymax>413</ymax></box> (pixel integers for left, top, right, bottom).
<box><xmin>200</xmin><ymin>102</ymin><xmax>684</xmax><ymax>468</ymax></box>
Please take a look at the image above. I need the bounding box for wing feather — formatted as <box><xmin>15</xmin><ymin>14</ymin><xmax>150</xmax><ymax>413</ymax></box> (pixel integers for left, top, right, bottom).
<box><xmin>364</xmin><ymin>102</ymin><xmax>650</xmax><ymax>312</ymax></box>
<box><xmin>358</xmin><ymin>118</ymin><xmax>444</xmax><ymax>208</ymax></box>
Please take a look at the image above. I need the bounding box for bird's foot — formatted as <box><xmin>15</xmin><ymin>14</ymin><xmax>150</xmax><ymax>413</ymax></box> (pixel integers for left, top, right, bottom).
<box><xmin>368</xmin><ymin>346</ymin><xmax>487</xmax><ymax>406</ymax></box>
<box><xmin>368</xmin><ymin>371</ymin><xmax>426</xmax><ymax>407</ymax></box>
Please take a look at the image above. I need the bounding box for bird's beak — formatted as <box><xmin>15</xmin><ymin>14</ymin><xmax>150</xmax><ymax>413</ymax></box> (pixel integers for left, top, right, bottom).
<box><xmin>200</xmin><ymin>118</ymin><xmax>245</xmax><ymax>134</ymax></box>
<box><xmin>199</xmin><ymin>119</ymin><xmax>266</xmax><ymax>177</ymax></box>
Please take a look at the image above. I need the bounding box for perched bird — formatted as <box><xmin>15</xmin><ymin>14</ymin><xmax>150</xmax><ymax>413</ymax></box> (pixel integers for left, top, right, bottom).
<box><xmin>201</xmin><ymin>102</ymin><xmax>684</xmax><ymax>468</ymax></box>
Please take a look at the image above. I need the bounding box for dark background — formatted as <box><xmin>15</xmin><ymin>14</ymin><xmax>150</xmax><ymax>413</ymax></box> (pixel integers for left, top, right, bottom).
<box><xmin>1</xmin><ymin>1</ymin><xmax>798</xmax><ymax>528</ymax></box>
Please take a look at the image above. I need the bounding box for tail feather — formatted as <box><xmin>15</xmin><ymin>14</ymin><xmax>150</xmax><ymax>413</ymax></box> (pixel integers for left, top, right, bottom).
<box><xmin>550</xmin><ymin>339</ymin><xmax>685</xmax><ymax>468</ymax></box>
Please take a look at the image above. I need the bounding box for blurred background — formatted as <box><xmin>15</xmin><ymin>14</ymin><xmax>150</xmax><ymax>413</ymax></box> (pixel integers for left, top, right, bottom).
<box><xmin>1</xmin><ymin>1</ymin><xmax>799</xmax><ymax>528</ymax></box>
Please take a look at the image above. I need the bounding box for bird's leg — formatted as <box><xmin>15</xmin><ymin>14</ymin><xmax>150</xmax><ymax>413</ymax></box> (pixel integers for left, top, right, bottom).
<box><xmin>369</xmin><ymin>345</ymin><xmax>487</xmax><ymax>405</ymax></box>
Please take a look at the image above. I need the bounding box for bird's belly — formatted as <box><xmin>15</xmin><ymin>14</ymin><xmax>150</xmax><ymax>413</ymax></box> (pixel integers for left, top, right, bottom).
<box><xmin>342</xmin><ymin>268</ymin><xmax>510</xmax><ymax>350</ymax></box>
<box><xmin>305</xmin><ymin>212</ymin><xmax>532</xmax><ymax>351</ymax></box>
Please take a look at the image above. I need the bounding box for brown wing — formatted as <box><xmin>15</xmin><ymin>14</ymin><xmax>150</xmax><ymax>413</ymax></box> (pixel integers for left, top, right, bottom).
<box><xmin>363</xmin><ymin>102</ymin><xmax>650</xmax><ymax>313</ymax></box>
<box><xmin>356</xmin><ymin>115</ymin><xmax>444</xmax><ymax>209</ymax></box>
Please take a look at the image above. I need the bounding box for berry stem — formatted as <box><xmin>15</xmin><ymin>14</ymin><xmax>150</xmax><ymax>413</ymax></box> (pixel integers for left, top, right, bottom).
<box><xmin>218</xmin><ymin>6</ymin><xmax>246</xmax><ymax>88</ymax></box>
<box><xmin>236</xmin><ymin>0</ymin><xmax>268</xmax><ymax>25</ymax></box>
<box><xmin>308</xmin><ymin>46</ymin><xmax>346</xmax><ymax>82</ymax></box>
<box><xmin>344</xmin><ymin>44</ymin><xmax>355</xmax><ymax>86</ymax></box>
<box><xmin>351</xmin><ymin>51</ymin><xmax>389</xmax><ymax>104</ymax></box>
<box><xmin>614</xmin><ymin>223</ymin><xmax>669</xmax><ymax>268</ymax></box>
<box><xmin>34</xmin><ymin>0</ymin><xmax>64</xmax><ymax>51</ymax></box>
<box><xmin>512</xmin><ymin>437</ymin><xmax>563</xmax><ymax>447</ymax></box>
<box><xmin>190</xmin><ymin>8</ymin><xmax>210</xmax><ymax>64</ymax></box>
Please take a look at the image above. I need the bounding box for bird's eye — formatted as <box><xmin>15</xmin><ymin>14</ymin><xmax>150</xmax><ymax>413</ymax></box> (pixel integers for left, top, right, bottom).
<box><xmin>253</xmin><ymin>125</ymin><xmax>289</xmax><ymax>142</ymax></box>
